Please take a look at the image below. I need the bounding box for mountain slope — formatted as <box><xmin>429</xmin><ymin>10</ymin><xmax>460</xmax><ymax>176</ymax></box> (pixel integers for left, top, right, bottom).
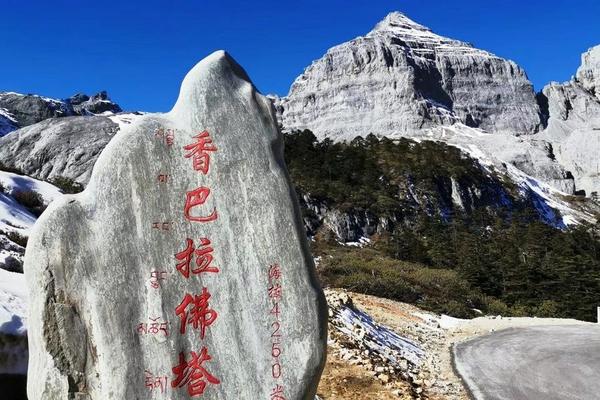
<box><xmin>538</xmin><ymin>45</ymin><xmax>600</xmax><ymax>197</ymax></box>
<box><xmin>276</xmin><ymin>12</ymin><xmax>543</xmax><ymax>140</ymax></box>
<box><xmin>0</xmin><ymin>91</ymin><xmax>122</xmax><ymax>137</ymax></box>
<box><xmin>0</xmin><ymin>113</ymin><xmax>143</xmax><ymax>184</ymax></box>
<box><xmin>275</xmin><ymin>12</ymin><xmax>600</xmax><ymax>200</ymax></box>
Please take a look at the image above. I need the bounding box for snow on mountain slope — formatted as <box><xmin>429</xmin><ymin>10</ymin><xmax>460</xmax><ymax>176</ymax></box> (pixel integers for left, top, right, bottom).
<box><xmin>0</xmin><ymin>108</ymin><xmax>18</xmax><ymax>137</ymax></box>
<box><xmin>0</xmin><ymin>268</ymin><xmax>28</xmax><ymax>375</ymax></box>
<box><xmin>397</xmin><ymin>123</ymin><xmax>595</xmax><ymax>227</ymax></box>
<box><xmin>0</xmin><ymin>268</ymin><xmax>27</xmax><ymax>336</ymax></box>
<box><xmin>0</xmin><ymin>172</ymin><xmax>62</xmax><ymax>374</ymax></box>
<box><xmin>0</xmin><ymin>171</ymin><xmax>63</xmax><ymax>270</ymax></box>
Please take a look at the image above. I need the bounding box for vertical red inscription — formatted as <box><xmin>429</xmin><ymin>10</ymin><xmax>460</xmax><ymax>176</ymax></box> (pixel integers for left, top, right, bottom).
<box><xmin>184</xmin><ymin>187</ymin><xmax>218</xmax><ymax>223</ymax></box>
<box><xmin>267</xmin><ymin>263</ymin><xmax>285</xmax><ymax>398</ymax></box>
<box><xmin>175</xmin><ymin>288</ymin><xmax>218</xmax><ymax>338</ymax></box>
<box><xmin>175</xmin><ymin>238</ymin><xmax>219</xmax><ymax>278</ymax></box>
<box><xmin>183</xmin><ymin>130</ymin><xmax>217</xmax><ymax>174</ymax></box>
<box><xmin>172</xmin><ymin>348</ymin><xmax>220</xmax><ymax>397</ymax></box>
<box><xmin>167</xmin><ymin>128</ymin><xmax>222</xmax><ymax>397</ymax></box>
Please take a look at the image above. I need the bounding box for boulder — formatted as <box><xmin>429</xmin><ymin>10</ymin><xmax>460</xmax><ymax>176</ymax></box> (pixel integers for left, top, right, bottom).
<box><xmin>25</xmin><ymin>51</ymin><xmax>327</xmax><ymax>399</ymax></box>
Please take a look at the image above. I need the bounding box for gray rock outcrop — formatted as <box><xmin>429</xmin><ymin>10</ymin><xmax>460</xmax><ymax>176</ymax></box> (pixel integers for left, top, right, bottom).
<box><xmin>68</xmin><ymin>91</ymin><xmax>123</xmax><ymax>115</ymax></box>
<box><xmin>0</xmin><ymin>113</ymin><xmax>142</xmax><ymax>184</ymax></box>
<box><xmin>0</xmin><ymin>92</ymin><xmax>74</xmax><ymax>129</ymax></box>
<box><xmin>577</xmin><ymin>45</ymin><xmax>600</xmax><ymax>98</ymax></box>
<box><xmin>276</xmin><ymin>12</ymin><xmax>543</xmax><ymax>141</ymax></box>
<box><xmin>539</xmin><ymin>44</ymin><xmax>600</xmax><ymax>196</ymax></box>
<box><xmin>25</xmin><ymin>51</ymin><xmax>326</xmax><ymax>400</ymax></box>
<box><xmin>0</xmin><ymin>91</ymin><xmax>123</xmax><ymax>136</ymax></box>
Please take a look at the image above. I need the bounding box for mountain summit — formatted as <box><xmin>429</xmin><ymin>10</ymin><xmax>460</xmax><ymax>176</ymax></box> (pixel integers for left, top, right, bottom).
<box><xmin>276</xmin><ymin>11</ymin><xmax>543</xmax><ymax>140</ymax></box>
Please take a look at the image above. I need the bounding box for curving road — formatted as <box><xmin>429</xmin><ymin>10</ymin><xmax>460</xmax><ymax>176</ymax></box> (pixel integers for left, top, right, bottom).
<box><xmin>453</xmin><ymin>325</ymin><xmax>600</xmax><ymax>400</ymax></box>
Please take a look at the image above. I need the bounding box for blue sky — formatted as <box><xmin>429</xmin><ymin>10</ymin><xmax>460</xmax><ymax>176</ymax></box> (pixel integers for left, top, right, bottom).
<box><xmin>1</xmin><ymin>0</ymin><xmax>599</xmax><ymax>112</ymax></box>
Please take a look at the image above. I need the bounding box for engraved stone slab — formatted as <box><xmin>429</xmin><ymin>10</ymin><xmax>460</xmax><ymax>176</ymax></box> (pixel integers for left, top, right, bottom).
<box><xmin>25</xmin><ymin>51</ymin><xmax>327</xmax><ymax>400</ymax></box>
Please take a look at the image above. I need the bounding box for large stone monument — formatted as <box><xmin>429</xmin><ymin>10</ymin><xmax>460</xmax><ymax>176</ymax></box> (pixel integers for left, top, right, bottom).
<box><xmin>25</xmin><ymin>51</ymin><xmax>327</xmax><ymax>399</ymax></box>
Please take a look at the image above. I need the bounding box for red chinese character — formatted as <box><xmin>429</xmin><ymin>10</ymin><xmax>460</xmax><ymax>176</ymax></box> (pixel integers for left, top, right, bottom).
<box><xmin>183</xmin><ymin>131</ymin><xmax>217</xmax><ymax>174</ymax></box>
<box><xmin>184</xmin><ymin>187</ymin><xmax>217</xmax><ymax>223</ymax></box>
<box><xmin>269</xmin><ymin>264</ymin><xmax>282</xmax><ymax>282</ymax></box>
<box><xmin>268</xmin><ymin>283</ymin><xmax>282</xmax><ymax>301</ymax></box>
<box><xmin>270</xmin><ymin>384</ymin><xmax>286</xmax><ymax>400</ymax></box>
<box><xmin>175</xmin><ymin>238</ymin><xmax>219</xmax><ymax>278</ymax></box>
<box><xmin>175</xmin><ymin>288</ymin><xmax>218</xmax><ymax>338</ymax></box>
<box><xmin>171</xmin><ymin>348</ymin><xmax>220</xmax><ymax>397</ymax></box>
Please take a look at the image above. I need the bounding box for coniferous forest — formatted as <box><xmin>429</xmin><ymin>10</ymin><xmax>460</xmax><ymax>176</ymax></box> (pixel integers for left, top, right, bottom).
<box><xmin>284</xmin><ymin>130</ymin><xmax>600</xmax><ymax>321</ymax></box>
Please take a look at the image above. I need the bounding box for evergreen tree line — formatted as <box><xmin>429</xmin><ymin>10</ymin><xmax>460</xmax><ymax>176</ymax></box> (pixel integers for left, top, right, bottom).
<box><xmin>284</xmin><ymin>130</ymin><xmax>600</xmax><ymax>321</ymax></box>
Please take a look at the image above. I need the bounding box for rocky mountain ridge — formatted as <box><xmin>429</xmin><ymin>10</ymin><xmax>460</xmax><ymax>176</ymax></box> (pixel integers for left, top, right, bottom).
<box><xmin>0</xmin><ymin>90</ymin><xmax>122</xmax><ymax>137</ymax></box>
<box><xmin>538</xmin><ymin>46</ymin><xmax>600</xmax><ymax>197</ymax></box>
<box><xmin>275</xmin><ymin>12</ymin><xmax>544</xmax><ymax>140</ymax></box>
<box><xmin>274</xmin><ymin>11</ymin><xmax>600</xmax><ymax>199</ymax></box>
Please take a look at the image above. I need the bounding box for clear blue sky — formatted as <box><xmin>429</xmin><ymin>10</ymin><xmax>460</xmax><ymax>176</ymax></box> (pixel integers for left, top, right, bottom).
<box><xmin>1</xmin><ymin>0</ymin><xmax>599</xmax><ymax>112</ymax></box>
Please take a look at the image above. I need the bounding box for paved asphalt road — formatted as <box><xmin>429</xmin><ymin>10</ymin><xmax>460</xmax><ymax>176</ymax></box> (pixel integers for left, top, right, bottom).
<box><xmin>453</xmin><ymin>325</ymin><xmax>600</xmax><ymax>400</ymax></box>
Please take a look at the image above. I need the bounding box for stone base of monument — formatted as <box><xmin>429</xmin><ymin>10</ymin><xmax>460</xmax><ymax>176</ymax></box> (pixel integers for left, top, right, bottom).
<box><xmin>24</xmin><ymin>51</ymin><xmax>327</xmax><ymax>400</ymax></box>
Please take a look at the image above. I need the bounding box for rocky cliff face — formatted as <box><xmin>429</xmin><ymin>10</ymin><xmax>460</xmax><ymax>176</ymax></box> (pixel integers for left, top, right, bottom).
<box><xmin>0</xmin><ymin>91</ymin><xmax>122</xmax><ymax>136</ymax></box>
<box><xmin>0</xmin><ymin>113</ymin><xmax>142</xmax><ymax>184</ymax></box>
<box><xmin>577</xmin><ymin>46</ymin><xmax>600</xmax><ymax>98</ymax></box>
<box><xmin>539</xmin><ymin>44</ymin><xmax>600</xmax><ymax>197</ymax></box>
<box><xmin>276</xmin><ymin>12</ymin><xmax>543</xmax><ymax>141</ymax></box>
<box><xmin>275</xmin><ymin>12</ymin><xmax>600</xmax><ymax>198</ymax></box>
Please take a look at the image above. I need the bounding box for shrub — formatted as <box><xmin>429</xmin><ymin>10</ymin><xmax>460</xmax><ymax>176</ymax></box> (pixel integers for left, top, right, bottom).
<box><xmin>535</xmin><ymin>300</ymin><xmax>562</xmax><ymax>318</ymax></box>
<box><xmin>50</xmin><ymin>176</ymin><xmax>84</xmax><ymax>194</ymax></box>
<box><xmin>12</xmin><ymin>190</ymin><xmax>46</xmax><ymax>216</ymax></box>
<box><xmin>485</xmin><ymin>298</ymin><xmax>511</xmax><ymax>316</ymax></box>
<box><xmin>0</xmin><ymin>181</ymin><xmax>5</xmax><ymax>194</ymax></box>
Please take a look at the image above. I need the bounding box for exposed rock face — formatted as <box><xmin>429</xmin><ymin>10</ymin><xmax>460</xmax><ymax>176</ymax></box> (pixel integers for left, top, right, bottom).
<box><xmin>539</xmin><ymin>45</ymin><xmax>600</xmax><ymax>196</ymax></box>
<box><xmin>0</xmin><ymin>114</ymin><xmax>141</xmax><ymax>184</ymax></box>
<box><xmin>0</xmin><ymin>92</ymin><xmax>74</xmax><ymax>129</ymax></box>
<box><xmin>277</xmin><ymin>12</ymin><xmax>543</xmax><ymax>141</ymax></box>
<box><xmin>0</xmin><ymin>109</ymin><xmax>18</xmax><ymax>137</ymax></box>
<box><xmin>25</xmin><ymin>51</ymin><xmax>326</xmax><ymax>400</ymax></box>
<box><xmin>68</xmin><ymin>91</ymin><xmax>123</xmax><ymax>115</ymax></box>
<box><xmin>0</xmin><ymin>91</ymin><xmax>123</xmax><ymax>135</ymax></box>
<box><xmin>577</xmin><ymin>45</ymin><xmax>600</xmax><ymax>98</ymax></box>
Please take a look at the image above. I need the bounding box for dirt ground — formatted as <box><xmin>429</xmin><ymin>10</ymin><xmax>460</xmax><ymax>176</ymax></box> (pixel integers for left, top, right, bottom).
<box><xmin>317</xmin><ymin>346</ymin><xmax>414</xmax><ymax>400</ymax></box>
